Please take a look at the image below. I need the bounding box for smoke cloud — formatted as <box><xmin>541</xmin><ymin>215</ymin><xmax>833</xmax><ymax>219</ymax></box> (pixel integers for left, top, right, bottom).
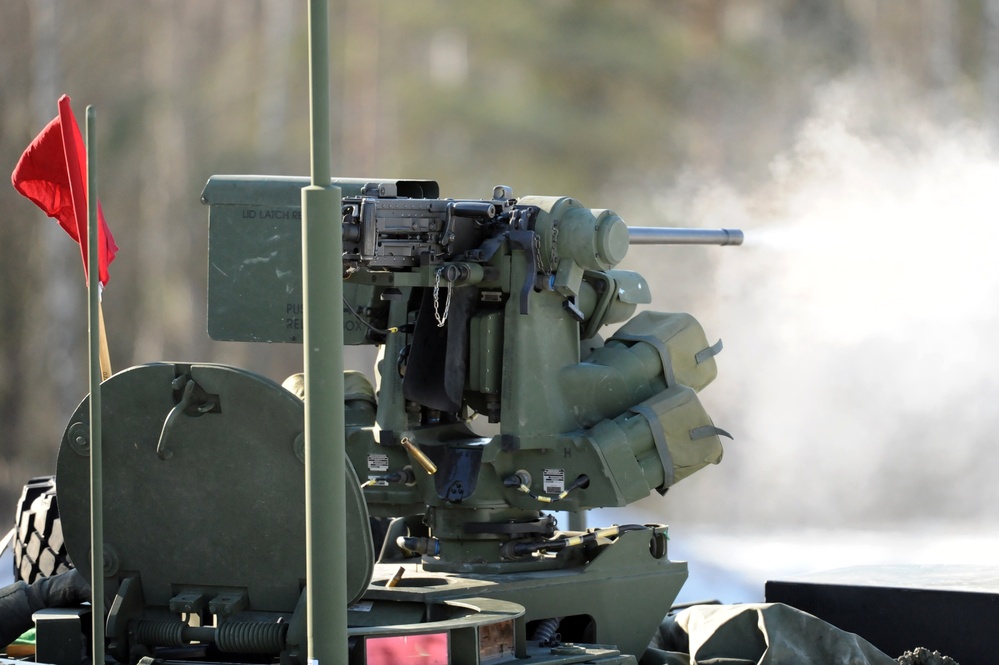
<box><xmin>630</xmin><ymin>76</ymin><xmax>999</xmax><ymax>528</ymax></box>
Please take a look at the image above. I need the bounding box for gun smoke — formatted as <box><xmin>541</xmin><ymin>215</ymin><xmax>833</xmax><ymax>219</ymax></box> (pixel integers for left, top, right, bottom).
<box><xmin>624</xmin><ymin>77</ymin><xmax>999</xmax><ymax>530</ymax></box>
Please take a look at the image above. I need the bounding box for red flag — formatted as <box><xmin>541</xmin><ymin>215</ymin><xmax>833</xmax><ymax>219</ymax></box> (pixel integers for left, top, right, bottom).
<box><xmin>11</xmin><ymin>94</ymin><xmax>118</xmax><ymax>287</ymax></box>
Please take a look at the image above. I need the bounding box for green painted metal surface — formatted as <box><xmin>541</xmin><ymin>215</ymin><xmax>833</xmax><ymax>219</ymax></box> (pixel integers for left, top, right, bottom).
<box><xmin>203</xmin><ymin>175</ymin><xmax>438</xmax><ymax>344</ymax></box>
<box><xmin>55</xmin><ymin>363</ymin><xmax>373</xmax><ymax>613</ymax></box>
<box><xmin>363</xmin><ymin>527</ymin><xmax>685</xmax><ymax>659</ymax></box>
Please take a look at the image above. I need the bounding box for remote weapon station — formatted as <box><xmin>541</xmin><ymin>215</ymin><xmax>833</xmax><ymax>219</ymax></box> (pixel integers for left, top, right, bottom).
<box><xmin>10</xmin><ymin>4</ymin><xmax>745</xmax><ymax>665</ymax></box>
<box><xmin>47</xmin><ymin>178</ymin><xmax>741</xmax><ymax>664</ymax></box>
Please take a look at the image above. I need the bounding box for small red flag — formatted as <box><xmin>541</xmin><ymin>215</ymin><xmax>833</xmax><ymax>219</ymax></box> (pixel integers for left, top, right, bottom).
<box><xmin>11</xmin><ymin>94</ymin><xmax>118</xmax><ymax>287</ymax></box>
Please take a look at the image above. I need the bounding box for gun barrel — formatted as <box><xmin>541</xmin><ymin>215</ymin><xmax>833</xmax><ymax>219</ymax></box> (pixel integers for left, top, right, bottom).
<box><xmin>628</xmin><ymin>227</ymin><xmax>744</xmax><ymax>246</ymax></box>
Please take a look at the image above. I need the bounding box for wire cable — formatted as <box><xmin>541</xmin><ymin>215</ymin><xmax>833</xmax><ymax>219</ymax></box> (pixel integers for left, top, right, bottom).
<box><xmin>342</xmin><ymin>297</ymin><xmax>400</xmax><ymax>335</ymax></box>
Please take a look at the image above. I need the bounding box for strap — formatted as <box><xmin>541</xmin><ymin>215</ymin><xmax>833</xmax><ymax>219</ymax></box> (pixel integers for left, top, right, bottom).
<box><xmin>629</xmin><ymin>403</ymin><xmax>674</xmax><ymax>490</ymax></box>
<box><xmin>695</xmin><ymin>338</ymin><xmax>723</xmax><ymax>365</ymax></box>
<box><xmin>689</xmin><ymin>425</ymin><xmax>733</xmax><ymax>440</ymax></box>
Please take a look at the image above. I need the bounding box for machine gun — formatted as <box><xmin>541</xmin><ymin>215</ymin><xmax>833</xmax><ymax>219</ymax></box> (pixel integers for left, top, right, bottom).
<box><xmin>325</xmin><ymin>179</ymin><xmax>740</xmax><ymax>560</ymax></box>
<box><xmin>48</xmin><ymin>175</ymin><xmax>741</xmax><ymax>662</ymax></box>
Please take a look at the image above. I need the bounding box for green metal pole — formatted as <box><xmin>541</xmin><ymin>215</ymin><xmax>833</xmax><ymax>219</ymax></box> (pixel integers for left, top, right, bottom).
<box><xmin>85</xmin><ymin>106</ymin><xmax>105</xmax><ymax>665</ymax></box>
<box><xmin>304</xmin><ymin>0</ymin><xmax>346</xmax><ymax>663</ymax></box>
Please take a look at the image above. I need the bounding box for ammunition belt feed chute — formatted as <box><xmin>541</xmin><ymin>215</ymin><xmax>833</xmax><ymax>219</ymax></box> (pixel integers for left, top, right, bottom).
<box><xmin>48</xmin><ymin>175</ymin><xmax>741</xmax><ymax>664</ymax></box>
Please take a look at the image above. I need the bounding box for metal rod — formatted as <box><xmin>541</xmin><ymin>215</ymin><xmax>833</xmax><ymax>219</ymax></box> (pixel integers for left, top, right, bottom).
<box><xmin>85</xmin><ymin>105</ymin><xmax>105</xmax><ymax>665</ymax></box>
<box><xmin>308</xmin><ymin>0</ymin><xmax>331</xmax><ymax>189</ymax></box>
<box><xmin>627</xmin><ymin>227</ymin><xmax>744</xmax><ymax>246</ymax></box>
<box><xmin>567</xmin><ymin>512</ymin><xmax>587</xmax><ymax>532</ymax></box>
<box><xmin>304</xmin><ymin>1</ymin><xmax>347</xmax><ymax>664</ymax></box>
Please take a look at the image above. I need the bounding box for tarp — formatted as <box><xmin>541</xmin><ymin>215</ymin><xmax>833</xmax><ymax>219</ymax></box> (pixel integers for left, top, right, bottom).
<box><xmin>644</xmin><ymin>603</ymin><xmax>897</xmax><ymax>665</ymax></box>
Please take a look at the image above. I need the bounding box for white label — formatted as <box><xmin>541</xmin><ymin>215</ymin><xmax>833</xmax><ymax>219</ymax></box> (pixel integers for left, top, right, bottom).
<box><xmin>367</xmin><ymin>475</ymin><xmax>389</xmax><ymax>487</ymax></box>
<box><xmin>348</xmin><ymin>600</ymin><xmax>374</xmax><ymax>612</ymax></box>
<box><xmin>543</xmin><ymin>468</ymin><xmax>565</xmax><ymax>494</ymax></box>
<box><xmin>367</xmin><ymin>453</ymin><xmax>390</xmax><ymax>472</ymax></box>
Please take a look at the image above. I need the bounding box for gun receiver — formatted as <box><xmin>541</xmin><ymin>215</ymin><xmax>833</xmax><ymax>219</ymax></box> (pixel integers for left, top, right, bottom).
<box><xmin>341</xmin><ymin>183</ymin><xmax>743</xmax><ymax>274</ymax></box>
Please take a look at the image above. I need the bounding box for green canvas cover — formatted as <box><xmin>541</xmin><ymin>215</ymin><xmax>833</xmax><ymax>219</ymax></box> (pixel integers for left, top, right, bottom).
<box><xmin>630</xmin><ymin>384</ymin><xmax>726</xmax><ymax>489</ymax></box>
<box><xmin>610</xmin><ymin>311</ymin><xmax>721</xmax><ymax>392</ymax></box>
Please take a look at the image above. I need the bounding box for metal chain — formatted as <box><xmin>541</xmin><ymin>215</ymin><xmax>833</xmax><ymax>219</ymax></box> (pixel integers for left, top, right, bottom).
<box><xmin>535</xmin><ymin>225</ymin><xmax>560</xmax><ymax>277</ymax></box>
<box><xmin>433</xmin><ymin>266</ymin><xmax>452</xmax><ymax>327</ymax></box>
<box><xmin>534</xmin><ymin>234</ymin><xmax>549</xmax><ymax>277</ymax></box>
<box><xmin>550</xmin><ymin>225</ymin><xmax>559</xmax><ymax>271</ymax></box>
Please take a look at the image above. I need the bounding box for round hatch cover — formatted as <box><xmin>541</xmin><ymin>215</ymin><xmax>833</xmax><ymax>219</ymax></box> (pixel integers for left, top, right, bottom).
<box><xmin>56</xmin><ymin>362</ymin><xmax>373</xmax><ymax>612</ymax></box>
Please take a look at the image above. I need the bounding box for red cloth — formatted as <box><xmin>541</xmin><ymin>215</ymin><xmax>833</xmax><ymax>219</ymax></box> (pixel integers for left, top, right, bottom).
<box><xmin>11</xmin><ymin>94</ymin><xmax>118</xmax><ymax>286</ymax></box>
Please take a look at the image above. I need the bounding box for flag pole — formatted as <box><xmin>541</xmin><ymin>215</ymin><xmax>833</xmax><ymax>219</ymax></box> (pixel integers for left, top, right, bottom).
<box><xmin>98</xmin><ymin>301</ymin><xmax>111</xmax><ymax>381</ymax></box>
<box><xmin>85</xmin><ymin>105</ymin><xmax>106</xmax><ymax>665</ymax></box>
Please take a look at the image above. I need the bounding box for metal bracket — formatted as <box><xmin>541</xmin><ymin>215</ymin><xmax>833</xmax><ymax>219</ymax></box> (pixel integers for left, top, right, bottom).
<box><xmin>156</xmin><ymin>375</ymin><xmax>221</xmax><ymax>460</ymax></box>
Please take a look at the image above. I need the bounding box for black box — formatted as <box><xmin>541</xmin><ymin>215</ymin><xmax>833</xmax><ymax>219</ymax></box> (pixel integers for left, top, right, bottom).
<box><xmin>766</xmin><ymin>565</ymin><xmax>999</xmax><ymax>664</ymax></box>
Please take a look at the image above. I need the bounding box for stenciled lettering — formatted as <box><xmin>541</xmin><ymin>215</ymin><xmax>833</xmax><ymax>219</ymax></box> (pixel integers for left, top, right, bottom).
<box><xmin>242</xmin><ymin>208</ymin><xmax>303</xmax><ymax>221</ymax></box>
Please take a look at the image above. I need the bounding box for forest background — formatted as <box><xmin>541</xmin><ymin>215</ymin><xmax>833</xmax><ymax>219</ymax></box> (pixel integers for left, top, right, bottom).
<box><xmin>2</xmin><ymin>0</ymin><xmax>999</xmax><ymax>556</ymax></box>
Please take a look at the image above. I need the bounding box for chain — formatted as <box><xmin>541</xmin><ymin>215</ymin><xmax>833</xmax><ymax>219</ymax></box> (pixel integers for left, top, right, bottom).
<box><xmin>534</xmin><ymin>234</ymin><xmax>549</xmax><ymax>277</ymax></box>
<box><xmin>550</xmin><ymin>225</ymin><xmax>559</xmax><ymax>271</ymax></box>
<box><xmin>535</xmin><ymin>225</ymin><xmax>560</xmax><ymax>277</ymax></box>
<box><xmin>433</xmin><ymin>266</ymin><xmax>452</xmax><ymax>327</ymax></box>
